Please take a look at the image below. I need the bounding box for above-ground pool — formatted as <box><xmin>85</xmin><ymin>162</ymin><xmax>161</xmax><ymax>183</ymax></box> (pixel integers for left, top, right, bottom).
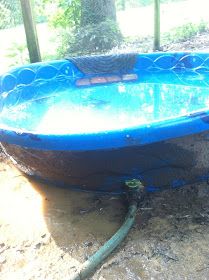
<box><xmin>1</xmin><ymin>52</ymin><xmax>209</xmax><ymax>193</ymax></box>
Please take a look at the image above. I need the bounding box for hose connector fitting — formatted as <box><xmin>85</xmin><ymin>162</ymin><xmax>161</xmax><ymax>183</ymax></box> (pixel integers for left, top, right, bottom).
<box><xmin>125</xmin><ymin>179</ymin><xmax>145</xmax><ymax>206</ymax></box>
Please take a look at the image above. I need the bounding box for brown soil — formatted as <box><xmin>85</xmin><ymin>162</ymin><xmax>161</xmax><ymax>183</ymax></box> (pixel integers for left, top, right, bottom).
<box><xmin>163</xmin><ymin>32</ymin><xmax>209</xmax><ymax>52</ymax></box>
<box><xmin>1</xmin><ymin>33</ymin><xmax>209</xmax><ymax>280</ymax></box>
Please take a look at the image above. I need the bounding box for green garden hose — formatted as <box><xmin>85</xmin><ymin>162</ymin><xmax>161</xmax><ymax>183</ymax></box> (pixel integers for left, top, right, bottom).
<box><xmin>69</xmin><ymin>179</ymin><xmax>144</xmax><ymax>280</ymax></box>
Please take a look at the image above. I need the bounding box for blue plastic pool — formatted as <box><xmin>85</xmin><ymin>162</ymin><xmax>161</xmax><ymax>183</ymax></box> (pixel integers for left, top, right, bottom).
<box><xmin>1</xmin><ymin>52</ymin><xmax>209</xmax><ymax>193</ymax></box>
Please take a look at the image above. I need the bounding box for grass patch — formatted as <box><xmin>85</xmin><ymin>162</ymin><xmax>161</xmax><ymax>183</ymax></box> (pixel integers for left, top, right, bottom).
<box><xmin>162</xmin><ymin>21</ymin><xmax>208</xmax><ymax>44</ymax></box>
<box><xmin>120</xmin><ymin>21</ymin><xmax>209</xmax><ymax>53</ymax></box>
<box><xmin>6</xmin><ymin>43</ymin><xmax>29</xmax><ymax>67</ymax></box>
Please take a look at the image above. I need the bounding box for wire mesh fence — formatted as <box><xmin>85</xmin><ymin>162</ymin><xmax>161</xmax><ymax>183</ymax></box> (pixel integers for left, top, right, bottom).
<box><xmin>0</xmin><ymin>0</ymin><xmax>26</xmax><ymax>73</ymax></box>
<box><xmin>0</xmin><ymin>0</ymin><xmax>23</xmax><ymax>29</ymax></box>
<box><xmin>0</xmin><ymin>0</ymin><xmax>209</xmax><ymax>74</ymax></box>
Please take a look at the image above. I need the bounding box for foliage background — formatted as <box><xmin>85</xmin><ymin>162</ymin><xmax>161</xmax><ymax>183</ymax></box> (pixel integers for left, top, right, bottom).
<box><xmin>0</xmin><ymin>0</ymin><xmax>209</xmax><ymax>72</ymax></box>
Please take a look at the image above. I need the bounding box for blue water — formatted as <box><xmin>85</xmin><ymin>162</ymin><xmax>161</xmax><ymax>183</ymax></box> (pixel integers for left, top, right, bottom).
<box><xmin>1</xmin><ymin>69</ymin><xmax>209</xmax><ymax>134</ymax></box>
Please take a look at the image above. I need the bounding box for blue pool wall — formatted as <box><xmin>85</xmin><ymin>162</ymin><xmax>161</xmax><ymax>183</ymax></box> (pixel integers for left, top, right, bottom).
<box><xmin>2</xmin><ymin>52</ymin><xmax>209</xmax><ymax>95</ymax></box>
<box><xmin>1</xmin><ymin>52</ymin><xmax>209</xmax><ymax>151</ymax></box>
<box><xmin>1</xmin><ymin>52</ymin><xmax>209</xmax><ymax>192</ymax></box>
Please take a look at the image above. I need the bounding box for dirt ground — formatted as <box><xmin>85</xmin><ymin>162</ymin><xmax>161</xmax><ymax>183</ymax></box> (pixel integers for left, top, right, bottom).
<box><xmin>163</xmin><ymin>31</ymin><xmax>209</xmax><ymax>52</ymax></box>
<box><xmin>2</xmin><ymin>34</ymin><xmax>209</xmax><ymax>280</ymax></box>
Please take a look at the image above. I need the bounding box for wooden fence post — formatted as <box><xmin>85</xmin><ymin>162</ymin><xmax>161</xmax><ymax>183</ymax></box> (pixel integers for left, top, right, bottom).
<box><xmin>154</xmin><ymin>0</ymin><xmax>160</xmax><ymax>51</ymax></box>
<box><xmin>20</xmin><ymin>0</ymin><xmax>41</xmax><ymax>63</ymax></box>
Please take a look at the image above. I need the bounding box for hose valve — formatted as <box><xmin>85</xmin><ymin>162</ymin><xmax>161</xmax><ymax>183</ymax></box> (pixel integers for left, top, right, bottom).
<box><xmin>125</xmin><ymin>179</ymin><xmax>145</xmax><ymax>205</ymax></box>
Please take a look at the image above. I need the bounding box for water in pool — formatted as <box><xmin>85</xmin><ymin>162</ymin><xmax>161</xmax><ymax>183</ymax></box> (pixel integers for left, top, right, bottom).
<box><xmin>1</xmin><ymin>69</ymin><xmax>209</xmax><ymax>134</ymax></box>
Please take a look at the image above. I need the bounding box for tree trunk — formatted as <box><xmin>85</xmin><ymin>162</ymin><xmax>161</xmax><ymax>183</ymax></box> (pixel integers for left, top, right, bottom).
<box><xmin>69</xmin><ymin>0</ymin><xmax>121</xmax><ymax>55</ymax></box>
<box><xmin>80</xmin><ymin>0</ymin><xmax>117</xmax><ymax>27</ymax></box>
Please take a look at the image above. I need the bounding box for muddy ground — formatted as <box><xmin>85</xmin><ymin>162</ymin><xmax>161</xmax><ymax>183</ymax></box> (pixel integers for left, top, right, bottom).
<box><xmin>1</xmin><ymin>34</ymin><xmax>209</xmax><ymax>280</ymax></box>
